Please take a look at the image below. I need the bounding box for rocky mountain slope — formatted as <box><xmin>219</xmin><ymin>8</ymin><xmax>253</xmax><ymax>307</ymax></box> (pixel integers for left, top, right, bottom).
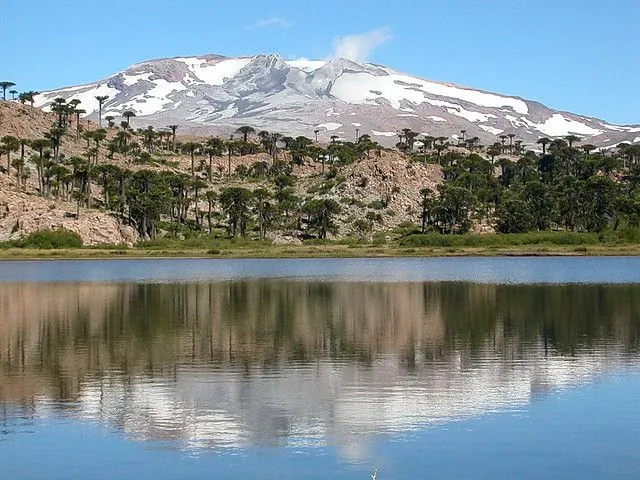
<box><xmin>35</xmin><ymin>53</ymin><xmax>640</xmax><ymax>148</ymax></box>
<box><xmin>0</xmin><ymin>102</ymin><xmax>139</xmax><ymax>245</ymax></box>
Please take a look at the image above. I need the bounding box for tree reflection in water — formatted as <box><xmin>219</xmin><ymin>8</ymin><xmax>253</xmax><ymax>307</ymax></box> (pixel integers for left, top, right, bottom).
<box><xmin>0</xmin><ymin>281</ymin><xmax>638</xmax><ymax>453</ymax></box>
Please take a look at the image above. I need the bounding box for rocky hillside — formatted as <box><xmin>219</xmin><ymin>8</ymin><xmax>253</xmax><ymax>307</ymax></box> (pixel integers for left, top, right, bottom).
<box><xmin>0</xmin><ymin>101</ymin><xmax>443</xmax><ymax>245</ymax></box>
<box><xmin>35</xmin><ymin>53</ymin><xmax>640</xmax><ymax>148</ymax></box>
<box><xmin>0</xmin><ymin>175</ymin><xmax>139</xmax><ymax>246</ymax></box>
<box><xmin>0</xmin><ymin>103</ymin><xmax>139</xmax><ymax>245</ymax></box>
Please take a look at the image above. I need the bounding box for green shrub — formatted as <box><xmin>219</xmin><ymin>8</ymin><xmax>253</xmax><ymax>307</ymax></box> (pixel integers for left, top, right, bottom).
<box><xmin>398</xmin><ymin>231</ymin><xmax>601</xmax><ymax>248</ymax></box>
<box><xmin>365</xmin><ymin>211</ymin><xmax>383</xmax><ymax>223</ymax></box>
<box><xmin>372</xmin><ymin>232</ymin><xmax>388</xmax><ymax>245</ymax></box>
<box><xmin>138</xmin><ymin>234</ymin><xmax>272</xmax><ymax>250</ymax></box>
<box><xmin>89</xmin><ymin>243</ymin><xmax>128</xmax><ymax>250</ymax></box>
<box><xmin>325</xmin><ymin>166</ymin><xmax>339</xmax><ymax>179</ymax></box>
<box><xmin>134</xmin><ymin>152</ymin><xmax>155</xmax><ymax>164</ymax></box>
<box><xmin>399</xmin><ymin>234</ymin><xmax>455</xmax><ymax>248</ymax></box>
<box><xmin>302</xmin><ymin>238</ymin><xmax>330</xmax><ymax>246</ymax></box>
<box><xmin>368</xmin><ymin>199</ymin><xmax>386</xmax><ymax>210</ymax></box>
<box><xmin>607</xmin><ymin>227</ymin><xmax>640</xmax><ymax>243</ymax></box>
<box><xmin>336</xmin><ymin>236</ymin><xmax>361</xmax><ymax>246</ymax></box>
<box><xmin>19</xmin><ymin>228</ymin><xmax>83</xmax><ymax>249</ymax></box>
<box><xmin>392</xmin><ymin>224</ymin><xmax>421</xmax><ymax>236</ymax></box>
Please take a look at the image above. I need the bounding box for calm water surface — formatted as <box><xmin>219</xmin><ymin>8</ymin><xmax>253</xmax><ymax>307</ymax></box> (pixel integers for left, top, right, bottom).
<box><xmin>0</xmin><ymin>257</ymin><xmax>639</xmax><ymax>479</ymax></box>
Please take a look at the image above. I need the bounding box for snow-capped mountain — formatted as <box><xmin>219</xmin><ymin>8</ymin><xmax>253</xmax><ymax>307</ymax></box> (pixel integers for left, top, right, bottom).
<box><xmin>35</xmin><ymin>53</ymin><xmax>640</xmax><ymax>147</ymax></box>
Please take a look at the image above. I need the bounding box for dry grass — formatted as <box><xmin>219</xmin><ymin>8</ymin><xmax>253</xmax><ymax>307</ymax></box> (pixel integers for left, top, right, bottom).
<box><xmin>0</xmin><ymin>242</ymin><xmax>638</xmax><ymax>261</ymax></box>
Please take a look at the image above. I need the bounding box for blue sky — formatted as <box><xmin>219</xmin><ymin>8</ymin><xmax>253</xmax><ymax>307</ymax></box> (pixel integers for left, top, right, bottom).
<box><xmin>2</xmin><ymin>0</ymin><xmax>639</xmax><ymax>124</ymax></box>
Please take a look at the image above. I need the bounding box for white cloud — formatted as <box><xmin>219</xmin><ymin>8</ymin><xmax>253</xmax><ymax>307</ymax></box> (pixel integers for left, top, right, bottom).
<box><xmin>331</xmin><ymin>27</ymin><xmax>393</xmax><ymax>62</ymax></box>
<box><xmin>247</xmin><ymin>15</ymin><xmax>293</xmax><ymax>29</ymax></box>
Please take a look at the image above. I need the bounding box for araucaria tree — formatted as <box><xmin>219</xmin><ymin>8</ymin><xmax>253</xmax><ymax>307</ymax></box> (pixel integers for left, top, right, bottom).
<box><xmin>303</xmin><ymin>198</ymin><xmax>341</xmax><ymax>239</ymax></box>
<box><xmin>0</xmin><ymin>82</ymin><xmax>16</xmax><ymax>101</ymax></box>
<box><xmin>253</xmin><ymin>188</ymin><xmax>276</xmax><ymax>239</ymax></box>
<box><xmin>0</xmin><ymin>136</ymin><xmax>20</xmax><ymax>173</ymax></box>
<box><xmin>18</xmin><ymin>91</ymin><xmax>38</xmax><ymax>107</ymax></box>
<box><xmin>167</xmin><ymin>125</ymin><xmax>179</xmax><ymax>152</ymax></box>
<box><xmin>95</xmin><ymin>95</ymin><xmax>109</xmax><ymax>127</ymax></box>
<box><xmin>122</xmin><ymin>110</ymin><xmax>136</xmax><ymax>127</ymax></box>
<box><xmin>236</xmin><ymin>126</ymin><xmax>255</xmax><ymax>143</ymax></box>
<box><xmin>219</xmin><ymin>187</ymin><xmax>253</xmax><ymax>237</ymax></box>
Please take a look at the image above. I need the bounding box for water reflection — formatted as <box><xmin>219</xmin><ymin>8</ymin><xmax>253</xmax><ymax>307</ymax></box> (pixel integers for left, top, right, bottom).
<box><xmin>1</xmin><ymin>281</ymin><xmax>639</xmax><ymax>457</ymax></box>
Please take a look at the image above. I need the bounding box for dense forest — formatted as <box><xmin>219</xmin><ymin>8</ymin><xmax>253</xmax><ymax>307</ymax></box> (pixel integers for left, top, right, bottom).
<box><xmin>418</xmin><ymin>141</ymin><xmax>640</xmax><ymax>235</ymax></box>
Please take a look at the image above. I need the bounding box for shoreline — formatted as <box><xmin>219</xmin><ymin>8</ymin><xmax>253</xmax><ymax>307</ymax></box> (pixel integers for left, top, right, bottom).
<box><xmin>1</xmin><ymin>244</ymin><xmax>639</xmax><ymax>260</ymax></box>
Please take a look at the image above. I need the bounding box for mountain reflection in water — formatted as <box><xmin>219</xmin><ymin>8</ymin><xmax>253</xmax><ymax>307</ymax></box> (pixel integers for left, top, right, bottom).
<box><xmin>0</xmin><ymin>281</ymin><xmax>638</xmax><ymax>457</ymax></box>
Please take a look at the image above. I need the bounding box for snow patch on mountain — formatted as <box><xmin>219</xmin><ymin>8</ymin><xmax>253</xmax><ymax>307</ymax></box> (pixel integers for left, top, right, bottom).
<box><xmin>524</xmin><ymin>114</ymin><xmax>603</xmax><ymax>137</ymax></box>
<box><xmin>446</xmin><ymin>106</ymin><xmax>495</xmax><ymax>123</ymax></box>
<box><xmin>317</xmin><ymin>122</ymin><xmax>343</xmax><ymax>131</ymax></box>
<box><xmin>285</xmin><ymin>59</ymin><xmax>326</xmax><ymax>72</ymax></box>
<box><xmin>122</xmin><ymin>72</ymin><xmax>154</xmax><ymax>86</ymax></box>
<box><xmin>479</xmin><ymin>125</ymin><xmax>505</xmax><ymax>136</ymax></box>
<box><xmin>119</xmin><ymin>80</ymin><xmax>187</xmax><ymax>116</ymax></box>
<box><xmin>176</xmin><ymin>57</ymin><xmax>252</xmax><ymax>85</ymax></box>
<box><xmin>599</xmin><ymin>123</ymin><xmax>640</xmax><ymax>133</ymax></box>
<box><xmin>329</xmin><ymin>69</ymin><xmax>528</xmax><ymax>116</ymax></box>
<box><xmin>387</xmin><ymin>71</ymin><xmax>529</xmax><ymax>114</ymax></box>
<box><xmin>372</xmin><ymin>130</ymin><xmax>397</xmax><ymax>137</ymax></box>
<box><xmin>35</xmin><ymin>83</ymin><xmax>120</xmax><ymax>114</ymax></box>
<box><xmin>603</xmin><ymin>124</ymin><xmax>627</xmax><ymax>132</ymax></box>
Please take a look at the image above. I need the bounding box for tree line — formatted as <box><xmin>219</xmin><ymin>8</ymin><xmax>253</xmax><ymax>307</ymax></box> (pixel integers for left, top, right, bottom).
<box><xmin>418</xmin><ymin>138</ymin><xmax>640</xmax><ymax>235</ymax></box>
<box><xmin>1</xmin><ymin>95</ymin><xmax>382</xmax><ymax>240</ymax></box>
<box><xmin>3</xmin><ymin>87</ymin><xmax>640</xmax><ymax>242</ymax></box>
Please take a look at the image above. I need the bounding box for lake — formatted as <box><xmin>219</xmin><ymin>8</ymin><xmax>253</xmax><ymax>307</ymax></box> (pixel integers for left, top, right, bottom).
<box><xmin>0</xmin><ymin>257</ymin><xmax>639</xmax><ymax>479</ymax></box>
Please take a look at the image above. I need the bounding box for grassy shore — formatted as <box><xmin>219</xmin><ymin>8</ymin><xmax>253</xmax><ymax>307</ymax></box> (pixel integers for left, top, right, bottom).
<box><xmin>1</xmin><ymin>242</ymin><xmax>640</xmax><ymax>260</ymax></box>
<box><xmin>2</xmin><ymin>230</ymin><xmax>640</xmax><ymax>260</ymax></box>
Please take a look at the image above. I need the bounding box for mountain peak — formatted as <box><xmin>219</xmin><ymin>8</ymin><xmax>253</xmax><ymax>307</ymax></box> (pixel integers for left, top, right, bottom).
<box><xmin>34</xmin><ymin>53</ymin><xmax>640</xmax><ymax>148</ymax></box>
